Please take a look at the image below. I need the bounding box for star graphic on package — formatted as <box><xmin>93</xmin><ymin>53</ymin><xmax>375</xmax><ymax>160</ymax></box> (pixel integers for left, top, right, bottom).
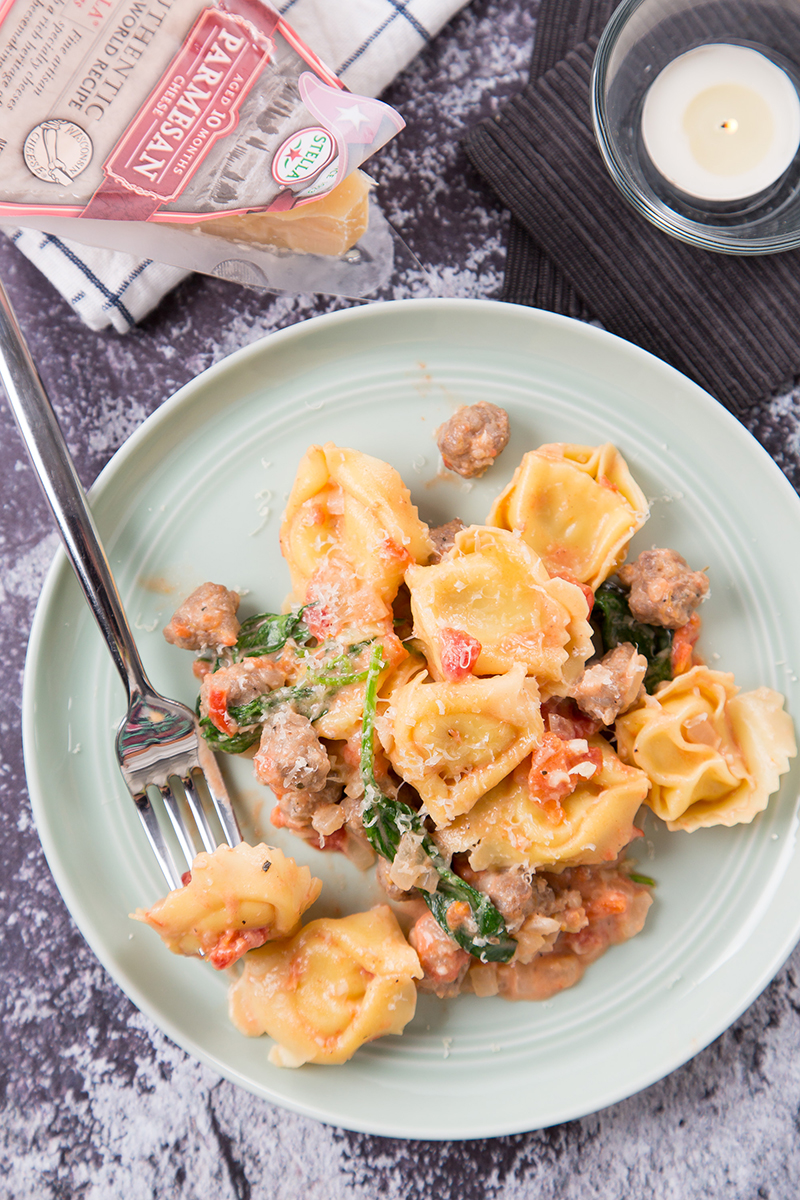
<box><xmin>286</xmin><ymin>146</ymin><xmax>302</xmax><ymax>162</ymax></box>
<box><xmin>336</xmin><ymin>103</ymin><xmax>370</xmax><ymax>131</ymax></box>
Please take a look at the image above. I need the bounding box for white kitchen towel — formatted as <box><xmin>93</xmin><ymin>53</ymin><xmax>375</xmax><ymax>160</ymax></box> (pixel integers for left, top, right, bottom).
<box><xmin>7</xmin><ymin>0</ymin><xmax>471</xmax><ymax>333</ymax></box>
<box><xmin>281</xmin><ymin>0</ymin><xmax>465</xmax><ymax>98</ymax></box>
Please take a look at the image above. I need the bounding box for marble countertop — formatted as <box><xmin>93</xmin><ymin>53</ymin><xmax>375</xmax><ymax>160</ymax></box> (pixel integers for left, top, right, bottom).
<box><xmin>2</xmin><ymin>1</ymin><xmax>800</xmax><ymax>1196</ymax></box>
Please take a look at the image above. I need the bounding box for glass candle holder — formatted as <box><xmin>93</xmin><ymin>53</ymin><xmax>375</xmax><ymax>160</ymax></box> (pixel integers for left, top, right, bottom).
<box><xmin>591</xmin><ymin>0</ymin><xmax>800</xmax><ymax>253</ymax></box>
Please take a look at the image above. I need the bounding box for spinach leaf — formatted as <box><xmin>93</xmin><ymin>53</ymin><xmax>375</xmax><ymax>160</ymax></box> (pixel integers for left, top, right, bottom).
<box><xmin>593</xmin><ymin>580</ymin><xmax>673</xmax><ymax>692</ymax></box>
<box><xmin>197</xmin><ymin>717</ymin><xmax>261</xmax><ymax>755</ymax></box>
<box><xmin>304</xmin><ymin>646</ymin><xmax>370</xmax><ymax>690</ymax></box>
<box><xmin>234</xmin><ymin>608</ymin><xmax>312</xmax><ymax>659</ymax></box>
<box><xmin>227</xmin><ymin>684</ymin><xmax>325</xmax><ymax>728</ymax></box>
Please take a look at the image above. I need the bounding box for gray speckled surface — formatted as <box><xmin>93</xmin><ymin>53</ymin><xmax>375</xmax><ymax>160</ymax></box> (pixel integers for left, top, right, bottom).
<box><xmin>3</xmin><ymin>2</ymin><xmax>800</xmax><ymax>1196</ymax></box>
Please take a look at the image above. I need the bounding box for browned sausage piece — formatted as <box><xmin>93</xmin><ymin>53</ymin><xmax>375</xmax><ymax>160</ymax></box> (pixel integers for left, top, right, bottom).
<box><xmin>436</xmin><ymin>402</ymin><xmax>510</xmax><ymax>478</ymax></box>
<box><xmin>572</xmin><ymin>642</ymin><xmax>648</xmax><ymax>726</ymax></box>
<box><xmin>253</xmin><ymin>708</ymin><xmax>330</xmax><ymax>796</ymax></box>
<box><xmin>408</xmin><ymin>910</ymin><xmax>471</xmax><ymax>998</ymax></box>
<box><xmin>428</xmin><ymin>518</ymin><xmax>465</xmax><ymax>563</ymax></box>
<box><xmin>460</xmin><ymin>864</ymin><xmax>540</xmax><ymax>933</ymax></box>
<box><xmin>163</xmin><ymin>582</ymin><xmax>240</xmax><ymax>650</ymax></box>
<box><xmin>272</xmin><ymin>778</ymin><xmax>344</xmax><ymax>829</ymax></box>
<box><xmin>616</xmin><ymin>549</ymin><xmax>708</xmax><ymax>628</ymax></box>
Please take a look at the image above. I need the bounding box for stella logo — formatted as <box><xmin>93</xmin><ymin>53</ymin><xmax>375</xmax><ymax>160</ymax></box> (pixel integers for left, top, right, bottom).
<box><xmin>272</xmin><ymin>126</ymin><xmax>336</xmax><ymax>186</ymax></box>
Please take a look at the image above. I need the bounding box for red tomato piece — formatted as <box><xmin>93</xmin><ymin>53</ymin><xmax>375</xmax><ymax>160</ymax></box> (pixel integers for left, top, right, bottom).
<box><xmin>205</xmin><ymin>682</ymin><xmax>238</xmax><ymax>736</ymax></box>
<box><xmin>528</xmin><ymin>732</ymin><xmax>603</xmax><ymax>824</ymax></box>
<box><xmin>206</xmin><ymin>927</ymin><xmax>271</xmax><ymax>970</ymax></box>
<box><xmin>671</xmin><ymin>612</ymin><xmax>702</xmax><ymax>675</ymax></box>
<box><xmin>439</xmin><ymin>627</ymin><xmax>481</xmax><ymax>681</ymax></box>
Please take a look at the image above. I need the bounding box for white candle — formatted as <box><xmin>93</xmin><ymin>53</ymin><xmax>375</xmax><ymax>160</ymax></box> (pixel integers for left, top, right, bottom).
<box><xmin>640</xmin><ymin>44</ymin><xmax>800</xmax><ymax>202</ymax></box>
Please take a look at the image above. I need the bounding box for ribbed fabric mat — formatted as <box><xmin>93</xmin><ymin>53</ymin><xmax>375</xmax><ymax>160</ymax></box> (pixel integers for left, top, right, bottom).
<box><xmin>464</xmin><ymin>0</ymin><xmax>800</xmax><ymax>415</ymax></box>
<box><xmin>501</xmin><ymin>0</ymin><xmax>615</xmax><ymax>319</ymax></box>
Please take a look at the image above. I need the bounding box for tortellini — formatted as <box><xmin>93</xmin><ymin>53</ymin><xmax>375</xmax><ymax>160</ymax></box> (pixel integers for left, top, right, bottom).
<box><xmin>228</xmin><ymin>907</ymin><xmax>422</xmax><ymax>1066</ymax></box>
<box><xmin>131</xmin><ymin>843</ymin><xmax>322</xmax><ymax>969</ymax></box>
<box><xmin>280</xmin><ymin>443</ymin><xmax>433</xmax><ymax>604</ymax></box>
<box><xmin>487</xmin><ymin>442</ymin><xmax>649</xmax><ymax>588</ymax></box>
<box><xmin>405</xmin><ymin>526</ymin><xmax>593</xmax><ymax>690</ymax></box>
<box><xmin>615</xmin><ymin>665</ymin><xmax>797</xmax><ymax>831</ymax></box>
<box><xmin>381</xmin><ymin>663</ymin><xmax>543</xmax><ymax>827</ymax></box>
<box><xmin>434</xmin><ymin>739</ymin><xmax>650</xmax><ymax>870</ymax></box>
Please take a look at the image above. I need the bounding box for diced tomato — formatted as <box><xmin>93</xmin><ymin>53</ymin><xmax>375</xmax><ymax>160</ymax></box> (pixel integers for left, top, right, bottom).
<box><xmin>528</xmin><ymin>732</ymin><xmax>603</xmax><ymax>823</ymax></box>
<box><xmin>180</xmin><ymin>870</ymin><xmax>192</xmax><ymax>887</ymax></box>
<box><xmin>586</xmin><ymin>890</ymin><xmax>628</xmax><ymax>919</ymax></box>
<box><xmin>409</xmin><ymin>911</ymin><xmax>470</xmax><ymax>983</ymax></box>
<box><xmin>205</xmin><ymin>682</ymin><xmax>238</xmax><ymax>736</ymax></box>
<box><xmin>380</xmin><ymin>631</ymin><xmax>409</xmax><ymax>669</ymax></box>
<box><xmin>439</xmin><ymin>627</ymin><xmax>481</xmax><ymax>681</ymax></box>
<box><xmin>379</xmin><ymin>537</ymin><xmax>413</xmax><ymax>567</ymax></box>
<box><xmin>206</xmin><ymin>926</ymin><xmax>271</xmax><ymax>970</ymax></box>
<box><xmin>303</xmin><ymin>600</ymin><xmax>334</xmax><ymax>642</ymax></box>
<box><xmin>315</xmin><ymin>827</ymin><xmax>349</xmax><ymax>853</ymax></box>
<box><xmin>671</xmin><ymin>612</ymin><xmax>701</xmax><ymax>675</ymax></box>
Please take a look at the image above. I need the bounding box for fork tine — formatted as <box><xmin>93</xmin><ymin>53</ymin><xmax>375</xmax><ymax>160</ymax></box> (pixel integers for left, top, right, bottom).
<box><xmin>118</xmin><ymin>697</ymin><xmax>242</xmax><ymax>889</ymax></box>
<box><xmin>134</xmin><ymin>791</ymin><xmax>184</xmax><ymax>891</ymax></box>
<box><xmin>158</xmin><ymin>781</ymin><xmax>199</xmax><ymax>867</ymax></box>
<box><xmin>181</xmin><ymin>772</ymin><xmax>218</xmax><ymax>855</ymax></box>
<box><xmin>195</xmin><ymin>741</ymin><xmax>242</xmax><ymax>848</ymax></box>
<box><xmin>202</xmin><ymin>774</ymin><xmax>242</xmax><ymax>848</ymax></box>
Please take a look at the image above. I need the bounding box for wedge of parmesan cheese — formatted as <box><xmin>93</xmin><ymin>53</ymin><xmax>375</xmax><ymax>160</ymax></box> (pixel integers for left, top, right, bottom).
<box><xmin>183</xmin><ymin>171</ymin><xmax>372</xmax><ymax>257</ymax></box>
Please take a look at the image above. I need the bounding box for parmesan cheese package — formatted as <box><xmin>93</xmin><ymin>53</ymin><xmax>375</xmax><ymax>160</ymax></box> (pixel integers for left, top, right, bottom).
<box><xmin>0</xmin><ymin>0</ymin><xmax>407</xmax><ymax>294</ymax></box>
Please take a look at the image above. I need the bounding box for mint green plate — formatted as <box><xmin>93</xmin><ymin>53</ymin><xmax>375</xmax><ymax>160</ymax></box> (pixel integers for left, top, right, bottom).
<box><xmin>23</xmin><ymin>299</ymin><xmax>800</xmax><ymax>1138</ymax></box>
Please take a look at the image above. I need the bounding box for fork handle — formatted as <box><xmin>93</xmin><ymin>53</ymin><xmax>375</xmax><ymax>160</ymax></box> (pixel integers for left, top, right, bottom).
<box><xmin>0</xmin><ymin>278</ymin><xmax>151</xmax><ymax>701</ymax></box>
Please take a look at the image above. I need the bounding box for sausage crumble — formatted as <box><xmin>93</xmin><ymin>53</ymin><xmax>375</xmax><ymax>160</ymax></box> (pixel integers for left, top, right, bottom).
<box><xmin>436</xmin><ymin>402</ymin><xmax>510</xmax><ymax>478</ymax></box>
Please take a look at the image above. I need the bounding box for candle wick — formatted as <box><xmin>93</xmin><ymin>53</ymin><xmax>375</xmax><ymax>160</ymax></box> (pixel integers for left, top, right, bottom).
<box><xmin>720</xmin><ymin>118</ymin><xmax>739</xmax><ymax>134</ymax></box>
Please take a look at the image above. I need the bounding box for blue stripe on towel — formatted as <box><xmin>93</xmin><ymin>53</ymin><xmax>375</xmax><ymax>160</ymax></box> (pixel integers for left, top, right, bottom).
<box><xmin>339</xmin><ymin>5</ymin><xmax>429</xmax><ymax>76</ymax></box>
<box><xmin>38</xmin><ymin>233</ymin><xmax>138</xmax><ymax>327</ymax></box>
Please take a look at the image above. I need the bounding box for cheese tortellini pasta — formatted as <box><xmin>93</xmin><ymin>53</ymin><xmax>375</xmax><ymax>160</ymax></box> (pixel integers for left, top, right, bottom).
<box><xmin>228</xmin><ymin>906</ymin><xmax>422</xmax><ymax>1066</ymax></box>
<box><xmin>280</xmin><ymin>442</ymin><xmax>433</xmax><ymax>604</ymax></box>
<box><xmin>131</xmin><ymin>843</ymin><xmax>322</xmax><ymax>969</ymax></box>
<box><xmin>381</xmin><ymin>662</ymin><xmax>543</xmax><ymax>826</ymax></box>
<box><xmin>487</xmin><ymin>442</ymin><xmax>649</xmax><ymax>587</ymax></box>
<box><xmin>615</xmin><ymin>666</ymin><xmax>796</xmax><ymax>831</ymax></box>
<box><xmin>435</xmin><ymin>738</ymin><xmax>650</xmax><ymax>870</ymax></box>
<box><xmin>405</xmin><ymin>526</ymin><xmax>594</xmax><ymax>690</ymax></box>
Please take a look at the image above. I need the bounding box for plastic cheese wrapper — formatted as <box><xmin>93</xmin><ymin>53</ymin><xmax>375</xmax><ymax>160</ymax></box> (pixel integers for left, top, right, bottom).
<box><xmin>0</xmin><ymin>0</ymin><xmax>406</xmax><ymax>295</ymax></box>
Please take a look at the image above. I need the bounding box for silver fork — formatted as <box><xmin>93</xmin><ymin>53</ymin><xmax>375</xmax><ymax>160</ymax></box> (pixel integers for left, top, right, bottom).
<box><xmin>0</xmin><ymin>278</ymin><xmax>241</xmax><ymax>891</ymax></box>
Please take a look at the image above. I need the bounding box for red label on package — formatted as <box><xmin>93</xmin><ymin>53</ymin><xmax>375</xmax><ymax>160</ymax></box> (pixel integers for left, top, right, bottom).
<box><xmin>93</xmin><ymin>8</ymin><xmax>270</xmax><ymax>211</ymax></box>
<box><xmin>0</xmin><ymin>0</ymin><xmax>404</xmax><ymax>225</ymax></box>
